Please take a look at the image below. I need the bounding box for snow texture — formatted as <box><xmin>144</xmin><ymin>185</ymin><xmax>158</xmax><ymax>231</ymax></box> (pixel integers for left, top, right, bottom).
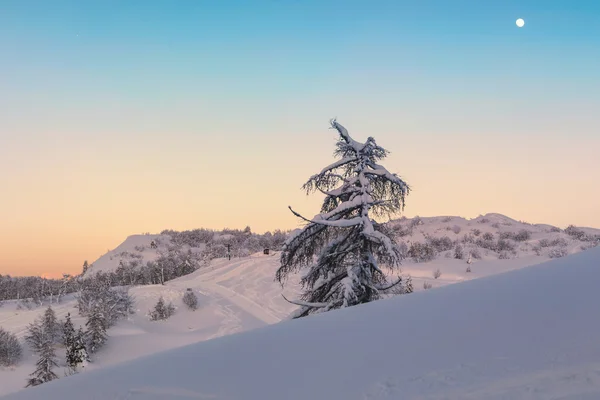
<box><xmin>2</xmin><ymin>247</ymin><xmax>600</xmax><ymax>399</ymax></box>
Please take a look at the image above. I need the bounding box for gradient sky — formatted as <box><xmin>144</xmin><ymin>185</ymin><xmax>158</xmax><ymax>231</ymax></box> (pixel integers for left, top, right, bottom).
<box><xmin>1</xmin><ymin>0</ymin><xmax>599</xmax><ymax>277</ymax></box>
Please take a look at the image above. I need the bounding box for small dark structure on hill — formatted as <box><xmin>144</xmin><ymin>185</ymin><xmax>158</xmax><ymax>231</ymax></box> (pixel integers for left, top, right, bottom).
<box><xmin>263</xmin><ymin>249</ymin><xmax>270</xmax><ymax>255</ymax></box>
<box><xmin>150</xmin><ymin>240</ymin><xmax>157</xmax><ymax>249</ymax></box>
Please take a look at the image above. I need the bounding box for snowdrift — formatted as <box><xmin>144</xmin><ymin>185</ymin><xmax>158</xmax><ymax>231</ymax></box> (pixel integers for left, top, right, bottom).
<box><xmin>5</xmin><ymin>247</ymin><xmax>600</xmax><ymax>400</ymax></box>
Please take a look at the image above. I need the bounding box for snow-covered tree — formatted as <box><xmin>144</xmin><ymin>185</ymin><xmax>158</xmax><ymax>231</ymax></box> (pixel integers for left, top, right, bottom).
<box><xmin>182</xmin><ymin>289</ymin><xmax>199</xmax><ymax>311</ymax></box>
<box><xmin>63</xmin><ymin>313</ymin><xmax>88</xmax><ymax>371</ymax></box>
<box><xmin>25</xmin><ymin>320</ymin><xmax>58</xmax><ymax>387</ymax></box>
<box><xmin>85</xmin><ymin>304</ymin><xmax>107</xmax><ymax>354</ymax></box>
<box><xmin>0</xmin><ymin>328</ymin><xmax>22</xmax><ymax>367</ymax></box>
<box><xmin>149</xmin><ymin>296</ymin><xmax>176</xmax><ymax>321</ymax></box>
<box><xmin>276</xmin><ymin>119</ymin><xmax>410</xmax><ymax>318</ymax></box>
<box><xmin>42</xmin><ymin>306</ymin><xmax>60</xmax><ymax>344</ymax></box>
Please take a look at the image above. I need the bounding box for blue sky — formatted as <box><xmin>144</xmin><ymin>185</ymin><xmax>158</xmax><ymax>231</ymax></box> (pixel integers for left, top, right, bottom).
<box><xmin>1</xmin><ymin>0</ymin><xmax>600</xmax><ymax>275</ymax></box>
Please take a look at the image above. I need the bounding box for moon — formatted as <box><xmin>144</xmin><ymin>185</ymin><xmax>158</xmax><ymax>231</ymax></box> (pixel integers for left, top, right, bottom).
<box><xmin>516</xmin><ymin>18</ymin><xmax>525</xmax><ymax>28</ymax></box>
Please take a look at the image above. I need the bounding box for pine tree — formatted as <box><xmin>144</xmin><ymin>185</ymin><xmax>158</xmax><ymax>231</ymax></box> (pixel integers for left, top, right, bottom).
<box><xmin>276</xmin><ymin>119</ymin><xmax>410</xmax><ymax>318</ymax></box>
<box><xmin>42</xmin><ymin>306</ymin><xmax>59</xmax><ymax>344</ymax></box>
<box><xmin>150</xmin><ymin>296</ymin><xmax>175</xmax><ymax>320</ymax></box>
<box><xmin>25</xmin><ymin>321</ymin><xmax>58</xmax><ymax>387</ymax></box>
<box><xmin>63</xmin><ymin>313</ymin><xmax>88</xmax><ymax>370</ymax></box>
<box><xmin>85</xmin><ymin>304</ymin><xmax>107</xmax><ymax>354</ymax></box>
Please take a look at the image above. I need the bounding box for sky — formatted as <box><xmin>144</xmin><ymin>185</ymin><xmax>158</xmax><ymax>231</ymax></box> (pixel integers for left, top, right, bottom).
<box><xmin>1</xmin><ymin>0</ymin><xmax>599</xmax><ymax>277</ymax></box>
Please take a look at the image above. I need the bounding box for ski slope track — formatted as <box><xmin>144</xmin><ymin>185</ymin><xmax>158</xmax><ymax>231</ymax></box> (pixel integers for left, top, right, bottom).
<box><xmin>4</xmin><ymin>247</ymin><xmax>600</xmax><ymax>400</ymax></box>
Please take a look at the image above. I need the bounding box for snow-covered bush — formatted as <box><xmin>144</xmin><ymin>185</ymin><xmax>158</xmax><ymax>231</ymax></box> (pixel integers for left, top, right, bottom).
<box><xmin>498</xmin><ymin>251</ymin><xmax>512</xmax><ymax>260</ymax></box>
<box><xmin>410</xmin><ymin>217</ymin><xmax>423</xmax><ymax>228</ymax></box>
<box><xmin>392</xmin><ymin>224</ymin><xmax>413</xmax><ymax>237</ymax></box>
<box><xmin>564</xmin><ymin>225</ymin><xmax>586</xmax><ymax>240</ymax></box>
<box><xmin>149</xmin><ymin>297</ymin><xmax>176</xmax><ymax>321</ymax></box>
<box><xmin>454</xmin><ymin>245</ymin><xmax>464</xmax><ymax>260</ymax></box>
<box><xmin>482</xmin><ymin>232</ymin><xmax>494</xmax><ymax>241</ymax></box>
<box><xmin>77</xmin><ymin>279</ymin><xmax>134</xmax><ymax>328</ymax></box>
<box><xmin>466</xmin><ymin>266</ymin><xmax>472</xmax><ymax>273</ymax></box>
<box><xmin>408</xmin><ymin>242</ymin><xmax>437</xmax><ymax>263</ymax></box>
<box><xmin>469</xmin><ymin>248</ymin><xmax>482</xmax><ymax>259</ymax></box>
<box><xmin>496</xmin><ymin>239</ymin><xmax>516</xmax><ymax>252</ymax></box>
<box><xmin>451</xmin><ymin>225</ymin><xmax>461</xmax><ymax>234</ymax></box>
<box><xmin>426</xmin><ymin>236</ymin><xmax>454</xmax><ymax>252</ymax></box>
<box><xmin>423</xmin><ymin>281</ymin><xmax>433</xmax><ymax>290</ymax></box>
<box><xmin>182</xmin><ymin>289</ymin><xmax>198</xmax><ymax>311</ymax></box>
<box><xmin>513</xmin><ymin>229</ymin><xmax>532</xmax><ymax>242</ymax></box>
<box><xmin>549</xmin><ymin>247</ymin><xmax>568</xmax><ymax>259</ymax></box>
<box><xmin>0</xmin><ymin>328</ymin><xmax>22</xmax><ymax>367</ymax></box>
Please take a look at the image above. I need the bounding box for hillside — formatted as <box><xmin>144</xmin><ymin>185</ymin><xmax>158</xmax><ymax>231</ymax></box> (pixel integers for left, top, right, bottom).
<box><xmin>1</xmin><ymin>213</ymin><xmax>598</xmax><ymax>398</ymax></box>
<box><xmin>4</xmin><ymin>247</ymin><xmax>600</xmax><ymax>399</ymax></box>
<box><xmin>83</xmin><ymin>213</ymin><xmax>599</xmax><ymax>283</ymax></box>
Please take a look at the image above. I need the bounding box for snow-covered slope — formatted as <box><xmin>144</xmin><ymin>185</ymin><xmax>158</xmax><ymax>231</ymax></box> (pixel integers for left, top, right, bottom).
<box><xmin>5</xmin><ymin>247</ymin><xmax>600</xmax><ymax>400</ymax></box>
<box><xmin>83</xmin><ymin>234</ymin><xmax>180</xmax><ymax>277</ymax></box>
<box><xmin>2</xmin><ymin>214</ymin><xmax>598</xmax><ymax>398</ymax></box>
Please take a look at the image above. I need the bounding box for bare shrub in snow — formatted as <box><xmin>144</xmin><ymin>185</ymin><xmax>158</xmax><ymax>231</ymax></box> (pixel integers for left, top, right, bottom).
<box><xmin>466</xmin><ymin>266</ymin><xmax>472</xmax><ymax>273</ymax></box>
<box><xmin>550</xmin><ymin>238</ymin><xmax>569</xmax><ymax>247</ymax></box>
<box><xmin>549</xmin><ymin>247</ymin><xmax>568</xmax><ymax>259</ymax></box>
<box><xmin>478</xmin><ymin>218</ymin><xmax>490</xmax><ymax>224</ymax></box>
<box><xmin>149</xmin><ymin>297</ymin><xmax>176</xmax><ymax>321</ymax></box>
<box><xmin>581</xmin><ymin>241</ymin><xmax>599</xmax><ymax>251</ymax></box>
<box><xmin>408</xmin><ymin>242</ymin><xmax>437</xmax><ymax>263</ymax></box>
<box><xmin>549</xmin><ymin>226</ymin><xmax>562</xmax><ymax>233</ymax></box>
<box><xmin>454</xmin><ymin>245</ymin><xmax>464</xmax><ymax>260</ymax></box>
<box><xmin>564</xmin><ymin>225</ymin><xmax>586</xmax><ymax>241</ymax></box>
<box><xmin>482</xmin><ymin>232</ymin><xmax>494</xmax><ymax>241</ymax></box>
<box><xmin>396</xmin><ymin>241</ymin><xmax>409</xmax><ymax>258</ymax></box>
<box><xmin>513</xmin><ymin>229</ymin><xmax>532</xmax><ymax>242</ymax></box>
<box><xmin>470</xmin><ymin>248</ymin><xmax>482</xmax><ymax>259</ymax></box>
<box><xmin>497</xmin><ymin>239</ymin><xmax>516</xmax><ymax>252</ymax></box>
<box><xmin>442</xmin><ymin>216</ymin><xmax>452</xmax><ymax>223</ymax></box>
<box><xmin>134</xmin><ymin>245</ymin><xmax>145</xmax><ymax>252</ymax></box>
<box><xmin>0</xmin><ymin>328</ymin><xmax>22</xmax><ymax>367</ymax></box>
<box><xmin>460</xmin><ymin>234</ymin><xmax>474</xmax><ymax>244</ymax></box>
<box><xmin>409</xmin><ymin>217</ymin><xmax>423</xmax><ymax>228</ymax></box>
<box><xmin>426</xmin><ymin>236</ymin><xmax>454</xmax><ymax>252</ymax></box>
<box><xmin>392</xmin><ymin>224</ymin><xmax>413</xmax><ymax>237</ymax></box>
<box><xmin>491</xmin><ymin>222</ymin><xmax>501</xmax><ymax>229</ymax></box>
<box><xmin>275</xmin><ymin>120</ymin><xmax>410</xmax><ymax>319</ymax></box>
<box><xmin>471</xmin><ymin>228</ymin><xmax>481</xmax><ymax>236</ymax></box>
<box><xmin>498</xmin><ymin>251</ymin><xmax>512</xmax><ymax>260</ymax></box>
<box><xmin>182</xmin><ymin>289</ymin><xmax>198</xmax><ymax>311</ymax></box>
<box><xmin>444</xmin><ymin>251</ymin><xmax>452</xmax><ymax>258</ymax></box>
<box><xmin>432</xmin><ymin>269</ymin><xmax>442</xmax><ymax>279</ymax></box>
<box><xmin>423</xmin><ymin>281</ymin><xmax>433</xmax><ymax>290</ymax></box>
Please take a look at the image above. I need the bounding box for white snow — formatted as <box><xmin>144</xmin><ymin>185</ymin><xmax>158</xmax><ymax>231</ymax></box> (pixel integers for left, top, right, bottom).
<box><xmin>3</xmin><ymin>247</ymin><xmax>600</xmax><ymax>399</ymax></box>
<box><xmin>83</xmin><ymin>234</ymin><xmax>181</xmax><ymax>277</ymax></box>
<box><xmin>1</xmin><ymin>214</ymin><xmax>599</xmax><ymax>398</ymax></box>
